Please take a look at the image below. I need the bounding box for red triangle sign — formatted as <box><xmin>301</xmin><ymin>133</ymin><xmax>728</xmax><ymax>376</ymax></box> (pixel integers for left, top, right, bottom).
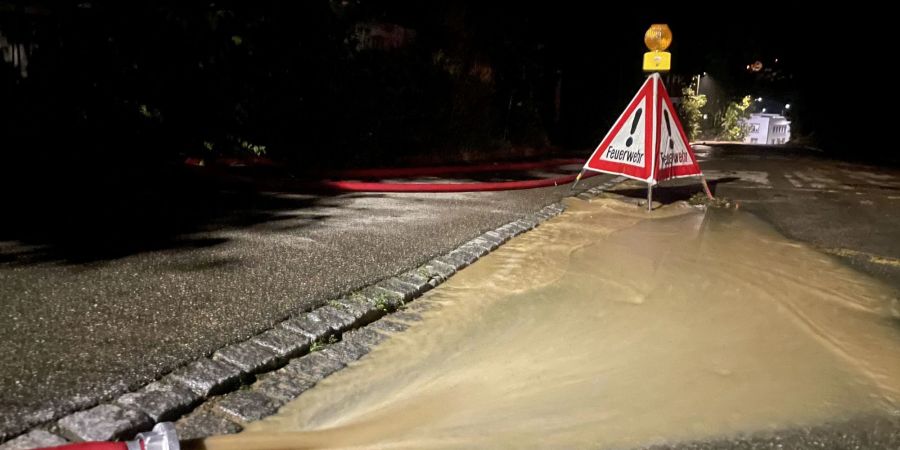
<box><xmin>581</xmin><ymin>73</ymin><xmax>703</xmax><ymax>185</ymax></box>
<box><xmin>655</xmin><ymin>76</ymin><xmax>703</xmax><ymax>182</ymax></box>
<box><xmin>583</xmin><ymin>75</ymin><xmax>656</xmax><ymax>182</ymax></box>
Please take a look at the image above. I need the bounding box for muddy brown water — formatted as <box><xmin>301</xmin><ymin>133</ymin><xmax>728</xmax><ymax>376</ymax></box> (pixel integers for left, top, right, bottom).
<box><xmin>193</xmin><ymin>198</ymin><xmax>900</xmax><ymax>449</ymax></box>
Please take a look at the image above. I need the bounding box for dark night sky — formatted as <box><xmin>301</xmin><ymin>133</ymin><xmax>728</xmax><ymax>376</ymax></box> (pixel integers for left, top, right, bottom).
<box><xmin>0</xmin><ymin>2</ymin><xmax>890</xmax><ymax>163</ymax></box>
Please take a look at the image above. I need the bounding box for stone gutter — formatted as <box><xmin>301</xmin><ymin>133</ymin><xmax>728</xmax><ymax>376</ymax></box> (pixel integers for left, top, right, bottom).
<box><xmin>0</xmin><ymin>177</ymin><xmax>626</xmax><ymax>450</ymax></box>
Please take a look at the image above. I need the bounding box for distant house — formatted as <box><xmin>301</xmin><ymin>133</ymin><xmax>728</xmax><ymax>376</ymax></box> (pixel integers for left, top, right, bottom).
<box><xmin>742</xmin><ymin>113</ymin><xmax>790</xmax><ymax>144</ymax></box>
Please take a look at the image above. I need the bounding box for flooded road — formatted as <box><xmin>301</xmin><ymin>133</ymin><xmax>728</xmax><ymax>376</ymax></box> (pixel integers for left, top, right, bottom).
<box><xmin>199</xmin><ymin>197</ymin><xmax>900</xmax><ymax>449</ymax></box>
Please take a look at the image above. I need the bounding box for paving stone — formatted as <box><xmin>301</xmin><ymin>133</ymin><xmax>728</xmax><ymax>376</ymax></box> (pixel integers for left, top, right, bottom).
<box><xmin>282</xmin><ymin>351</ymin><xmax>346</xmax><ymax>382</ymax></box>
<box><xmin>459</xmin><ymin>244</ymin><xmax>488</xmax><ymax>260</ymax></box>
<box><xmin>321</xmin><ymin>339</ymin><xmax>369</xmax><ymax>363</ymax></box>
<box><xmin>450</xmin><ymin>248</ymin><xmax>480</xmax><ymax>265</ymax></box>
<box><xmin>279</xmin><ymin>314</ymin><xmax>332</xmax><ymax>341</ymax></box>
<box><xmin>309</xmin><ymin>305</ymin><xmax>357</xmax><ymax>334</ymax></box>
<box><xmin>478</xmin><ymin>232</ymin><xmax>505</xmax><ymax>247</ymax></box>
<box><xmin>57</xmin><ymin>404</ymin><xmax>152</xmax><ymax>442</ymax></box>
<box><xmin>422</xmin><ymin>261</ymin><xmax>455</xmax><ymax>283</ymax></box>
<box><xmin>116</xmin><ymin>381</ymin><xmax>201</xmax><ymax>422</ymax></box>
<box><xmin>333</xmin><ymin>296</ymin><xmax>383</xmax><ymax>326</ymax></box>
<box><xmin>398</xmin><ymin>269</ymin><xmax>429</xmax><ymax>286</ymax></box>
<box><xmin>0</xmin><ymin>430</ymin><xmax>67</xmax><ymax>450</ymax></box>
<box><xmin>250</xmin><ymin>327</ymin><xmax>311</xmax><ymax>359</ymax></box>
<box><xmin>1</xmin><ymin>408</ymin><xmax>56</xmax><ymax>443</ymax></box>
<box><xmin>377</xmin><ymin>277</ymin><xmax>421</xmax><ymax>301</ymax></box>
<box><xmin>471</xmin><ymin>236</ymin><xmax>498</xmax><ymax>251</ymax></box>
<box><xmin>512</xmin><ymin>219</ymin><xmax>532</xmax><ymax>230</ymax></box>
<box><xmin>484</xmin><ymin>230</ymin><xmax>509</xmax><ymax>243</ymax></box>
<box><xmin>497</xmin><ymin>223</ymin><xmax>522</xmax><ymax>237</ymax></box>
<box><xmin>396</xmin><ymin>271</ymin><xmax>434</xmax><ymax>295</ymax></box>
<box><xmin>468</xmin><ymin>236</ymin><xmax>495</xmax><ymax>252</ymax></box>
<box><xmin>359</xmin><ymin>286</ymin><xmax>404</xmax><ymax>311</ymax></box>
<box><xmin>538</xmin><ymin>207</ymin><xmax>560</xmax><ymax>218</ymax></box>
<box><xmin>213</xmin><ymin>340</ymin><xmax>280</xmax><ymax>374</ymax></box>
<box><xmin>213</xmin><ymin>390</ymin><xmax>278</xmax><ymax>423</ymax></box>
<box><xmin>341</xmin><ymin>327</ymin><xmax>388</xmax><ymax>351</ymax></box>
<box><xmin>436</xmin><ymin>251</ymin><xmax>470</xmax><ymax>270</ymax></box>
<box><xmin>167</xmin><ymin>358</ymin><xmax>243</xmax><ymax>397</ymax></box>
<box><xmin>516</xmin><ymin>217</ymin><xmax>539</xmax><ymax>229</ymax></box>
<box><xmin>252</xmin><ymin>371</ymin><xmax>318</xmax><ymax>405</ymax></box>
<box><xmin>176</xmin><ymin>410</ymin><xmax>242</xmax><ymax>441</ymax></box>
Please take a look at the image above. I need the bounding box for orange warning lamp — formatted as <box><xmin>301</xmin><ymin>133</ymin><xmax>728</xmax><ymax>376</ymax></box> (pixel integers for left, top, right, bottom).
<box><xmin>644</xmin><ymin>24</ymin><xmax>672</xmax><ymax>51</ymax></box>
<box><xmin>643</xmin><ymin>24</ymin><xmax>672</xmax><ymax>72</ymax></box>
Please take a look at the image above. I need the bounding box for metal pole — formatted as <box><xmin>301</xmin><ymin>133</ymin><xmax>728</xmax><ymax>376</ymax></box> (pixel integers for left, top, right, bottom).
<box><xmin>700</xmin><ymin>175</ymin><xmax>715</xmax><ymax>199</ymax></box>
<box><xmin>571</xmin><ymin>170</ymin><xmax>584</xmax><ymax>191</ymax></box>
<box><xmin>647</xmin><ymin>184</ymin><xmax>653</xmax><ymax>211</ymax></box>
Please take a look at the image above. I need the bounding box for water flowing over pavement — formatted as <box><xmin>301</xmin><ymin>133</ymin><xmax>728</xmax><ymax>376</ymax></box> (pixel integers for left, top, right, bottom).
<box><xmin>196</xmin><ymin>197</ymin><xmax>900</xmax><ymax>449</ymax></box>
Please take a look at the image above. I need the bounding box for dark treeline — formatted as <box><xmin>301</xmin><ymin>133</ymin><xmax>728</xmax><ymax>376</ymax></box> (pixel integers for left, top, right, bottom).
<box><xmin>1</xmin><ymin>2</ymin><xmax>892</xmax><ymax>170</ymax></box>
<box><xmin>2</xmin><ymin>1</ymin><xmax>596</xmax><ymax>169</ymax></box>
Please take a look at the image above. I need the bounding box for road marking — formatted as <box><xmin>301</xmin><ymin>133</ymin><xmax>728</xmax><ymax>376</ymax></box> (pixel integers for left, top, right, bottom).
<box><xmin>784</xmin><ymin>173</ymin><xmax>804</xmax><ymax>188</ymax></box>
<box><xmin>841</xmin><ymin>169</ymin><xmax>900</xmax><ymax>189</ymax></box>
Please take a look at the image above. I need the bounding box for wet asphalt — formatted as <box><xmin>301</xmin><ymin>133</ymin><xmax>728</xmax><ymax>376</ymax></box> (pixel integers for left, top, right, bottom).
<box><xmin>0</xmin><ymin>167</ymin><xmax>611</xmax><ymax>439</ymax></box>
<box><xmin>2</xmin><ymin>146</ymin><xmax>900</xmax><ymax>448</ymax></box>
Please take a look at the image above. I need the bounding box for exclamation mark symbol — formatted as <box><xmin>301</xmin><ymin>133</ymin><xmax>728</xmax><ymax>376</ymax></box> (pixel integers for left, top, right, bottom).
<box><xmin>663</xmin><ymin>109</ymin><xmax>674</xmax><ymax>150</ymax></box>
<box><xmin>625</xmin><ymin>108</ymin><xmax>643</xmax><ymax>147</ymax></box>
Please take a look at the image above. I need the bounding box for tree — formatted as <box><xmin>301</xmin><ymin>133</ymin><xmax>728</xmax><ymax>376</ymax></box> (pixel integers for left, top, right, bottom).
<box><xmin>678</xmin><ymin>87</ymin><xmax>706</xmax><ymax>142</ymax></box>
<box><xmin>716</xmin><ymin>95</ymin><xmax>752</xmax><ymax>141</ymax></box>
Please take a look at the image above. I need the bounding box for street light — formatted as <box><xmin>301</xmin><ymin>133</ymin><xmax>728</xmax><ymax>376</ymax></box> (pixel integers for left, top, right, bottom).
<box><xmin>694</xmin><ymin>73</ymin><xmax>706</xmax><ymax>96</ymax></box>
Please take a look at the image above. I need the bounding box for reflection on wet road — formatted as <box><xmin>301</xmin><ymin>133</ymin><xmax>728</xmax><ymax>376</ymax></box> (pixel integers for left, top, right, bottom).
<box><xmin>202</xmin><ymin>197</ymin><xmax>900</xmax><ymax>449</ymax></box>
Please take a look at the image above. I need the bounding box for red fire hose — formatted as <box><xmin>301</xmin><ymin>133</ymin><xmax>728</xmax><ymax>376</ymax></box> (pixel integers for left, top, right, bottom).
<box><xmin>189</xmin><ymin>156</ymin><xmax>597</xmax><ymax>193</ymax></box>
<box><xmin>312</xmin><ymin>171</ymin><xmax>597</xmax><ymax>193</ymax></box>
<box><xmin>309</xmin><ymin>158</ymin><xmax>594</xmax><ymax>193</ymax></box>
<box><xmin>32</xmin><ymin>423</ymin><xmax>178</xmax><ymax>450</ymax></box>
<box><xmin>321</xmin><ymin>158</ymin><xmax>584</xmax><ymax>179</ymax></box>
<box><xmin>37</xmin><ymin>443</ymin><xmax>126</xmax><ymax>450</ymax></box>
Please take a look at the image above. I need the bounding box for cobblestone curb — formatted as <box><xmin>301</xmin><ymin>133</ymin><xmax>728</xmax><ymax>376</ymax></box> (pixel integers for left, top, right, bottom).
<box><xmin>1</xmin><ymin>176</ymin><xmax>626</xmax><ymax>448</ymax></box>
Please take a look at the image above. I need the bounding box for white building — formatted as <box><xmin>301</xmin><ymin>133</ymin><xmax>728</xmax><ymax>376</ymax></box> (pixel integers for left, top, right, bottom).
<box><xmin>742</xmin><ymin>113</ymin><xmax>790</xmax><ymax>145</ymax></box>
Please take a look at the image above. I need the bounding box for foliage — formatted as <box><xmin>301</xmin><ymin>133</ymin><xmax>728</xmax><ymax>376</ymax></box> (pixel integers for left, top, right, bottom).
<box><xmin>716</xmin><ymin>95</ymin><xmax>752</xmax><ymax>142</ymax></box>
<box><xmin>678</xmin><ymin>87</ymin><xmax>707</xmax><ymax>142</ymax></box>
<box><xmin>1</xmin><ymin>2</ymin><xmax>559</xmax><ymax>167</ymax></box>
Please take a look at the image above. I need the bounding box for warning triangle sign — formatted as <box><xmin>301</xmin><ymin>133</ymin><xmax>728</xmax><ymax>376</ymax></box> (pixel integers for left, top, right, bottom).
<box><xmin>582</xmin><ymin>75</ymin><xmax>656</xmax><ymax>182</ymax></box>
<box><xmin>581</xmin><ymin>73</ymin><xmax>703</xmax><ymax>185</ymax></box>
<box><xmin>655</xmin><ymin>77</ymin><xmax>702</xmax><ymax>182</ymax></box>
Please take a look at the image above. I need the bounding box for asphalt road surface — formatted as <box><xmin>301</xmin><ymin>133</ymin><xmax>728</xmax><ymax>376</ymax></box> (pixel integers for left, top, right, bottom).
<box><xmin>2</xmin><ymin>145</ymin><xmax>899</xmax><ymax>447</ymax></box>
<box><xmin>0</xmin><ymin>164</ymin><xmax>611</xmax><ymax>439</ymax></box>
